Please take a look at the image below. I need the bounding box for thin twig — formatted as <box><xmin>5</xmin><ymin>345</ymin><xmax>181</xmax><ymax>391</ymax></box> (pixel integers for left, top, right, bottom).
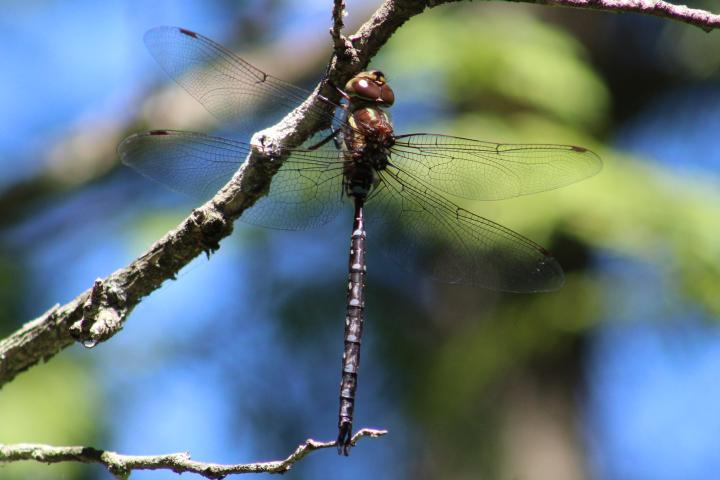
<box><xmin>331</xmin><ymin>0</ymin><xmax>361</xmax><ymax>65</ymax></box>
<box><xmin>0</xmin><ymin>429</ymin><xmax>388</xmax><ymax>479</ymax></box>
<box><xmin>501</xmin><ymin>0</ymin><xmax>720</xmax><ymax>32</ymax></box>
<box><xmin>332</xmin><ymin>0</ymin><xmax>347</xmax><ymax>49</ymax></box>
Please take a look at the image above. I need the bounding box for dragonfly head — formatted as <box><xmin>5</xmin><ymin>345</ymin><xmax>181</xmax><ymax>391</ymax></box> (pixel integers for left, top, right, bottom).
<box><xmin>345</xmin><ymin>70</ymin><xmax>395</xmax><ymax>107</ymax></box>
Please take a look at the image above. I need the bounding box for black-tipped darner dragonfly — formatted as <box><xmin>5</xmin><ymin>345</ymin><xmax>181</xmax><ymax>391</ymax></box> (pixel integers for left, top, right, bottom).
<box><xmin>118</xmin><ymin>26</ymin><xmax>602</xmax><ymax>455</ymax></box>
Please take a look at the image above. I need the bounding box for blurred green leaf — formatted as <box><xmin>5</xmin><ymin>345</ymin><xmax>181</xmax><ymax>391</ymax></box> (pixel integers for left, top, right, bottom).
<box><xmin>0</xmin><ymin>355</ymin><xmax>101</xmax><ymax>479</ymax></box>
<box><xmin>380</xmin><ymin>6</ymin><xmax>609</xmax><ymax>129</ymax></box>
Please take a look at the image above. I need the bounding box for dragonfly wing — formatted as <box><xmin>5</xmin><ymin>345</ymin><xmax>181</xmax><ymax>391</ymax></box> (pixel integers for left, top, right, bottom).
<box><xmin>118</xmin><ymin>130</ymin><xmax>345</xmax><ymax>230</ymax></box>
<box><xmin>390</xmin><ymin>133</ymin><xmax>602</xmax><ymax>201</ymax></box>
<box><xmin>143</xmin><ymin>26</ymin><xmax>335</xmax><ymax>129</ymax></box>
<box><xmin>366</xmin><ymin>166</ymin><xmax>564</xmax><ymax>292</ymax></box>
<box><xmin>119</xmin><ymin>130</ymin><xmax>245</xmax><ymax>199</ymax></box>
<box><xmin>241</xmin><ymin>147</ymin><xmax>346</xmax><ymax>230</ymax></box>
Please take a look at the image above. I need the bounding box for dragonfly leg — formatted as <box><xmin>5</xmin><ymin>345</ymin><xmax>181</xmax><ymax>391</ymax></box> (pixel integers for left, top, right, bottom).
<box><xmin>307</xmin><ymin>130</ymin><xmax>339</xmax><ymax>150</ymax></box>
<box><xmin>318</xmin><ymin>53</ymin><xmax>350</xmax><ymax>103</ymax></box>
<box><xmin>320</xmin><ymin>76</ymin><xmax>351</xmax><ymax>102</ymax></box>
<box><xmin>310</xmin><ymin>84</ymin><xmax>349</xmax><ymax>151</ymax></box>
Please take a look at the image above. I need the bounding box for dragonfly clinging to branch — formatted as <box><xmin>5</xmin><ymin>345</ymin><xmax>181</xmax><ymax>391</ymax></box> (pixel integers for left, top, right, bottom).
<box><xmin>118</xmin><ymin>26</ymin><xmax>602</xmax><ymax>455</ymax></box>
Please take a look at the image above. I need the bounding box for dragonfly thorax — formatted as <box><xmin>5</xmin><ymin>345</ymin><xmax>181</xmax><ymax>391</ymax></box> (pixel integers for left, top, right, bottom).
<box><xmin>343</xmin><ymin>106</ymin><xmax>394</xmax><ymax>199</ymax></box>
<box><xmin>347</xmin><ymin>107</ymin><xmax>395</xmax><ymax>149</ymax></box>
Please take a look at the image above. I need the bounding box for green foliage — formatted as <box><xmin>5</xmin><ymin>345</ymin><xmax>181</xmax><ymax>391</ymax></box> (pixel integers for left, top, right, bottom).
<box><xmin>0</xmin><ymin>254</ymin><xmax>23</xmax><ymax>337</ymax></box>
<box><xmin>408</xmin><ymin>277</ymin><xmax>600</xmax><ymax>476</ymax></box>
<box><xmin>0</xmin><ymin>356</ymin><xmax>102</xmax><ymax>480</ymax></box>
<box><xmin>377</xmin><ymin>4</ymin><xmax>720</xmax><ymax>315</ymax></box>
<box><xmin>380</xmin><ymin>6</ymin><xmax>609</xmax><ymax>129</ymax></box>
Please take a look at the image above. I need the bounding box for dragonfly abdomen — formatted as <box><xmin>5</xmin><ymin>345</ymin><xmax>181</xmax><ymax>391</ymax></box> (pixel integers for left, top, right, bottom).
<box><xmin>338</xmin><ymin>199</ymin><xmax>367</xmax><ymax>455</ymax></box>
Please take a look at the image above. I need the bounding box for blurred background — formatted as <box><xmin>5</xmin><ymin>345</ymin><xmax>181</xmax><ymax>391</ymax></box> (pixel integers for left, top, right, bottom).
<box><xmin>1</xmin><ymin>0</ymin><xmax>720</xmax><ymax>479</ymax></box>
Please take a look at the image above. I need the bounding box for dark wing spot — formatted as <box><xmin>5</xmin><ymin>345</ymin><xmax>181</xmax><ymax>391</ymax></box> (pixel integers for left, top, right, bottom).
<box><xmin>179</xmin><ymin>28</ymin><xmax>198</xmax><ymax>38</ymax></box>
<box><xmin>149</xmin><ymin>130</ymin><xmax>170</xmax><ymax>136</ymax></box>
<box><xmin>570</xmin><ymin>145</ymin><xmax>588</xmax><ymax>152</ymax></box>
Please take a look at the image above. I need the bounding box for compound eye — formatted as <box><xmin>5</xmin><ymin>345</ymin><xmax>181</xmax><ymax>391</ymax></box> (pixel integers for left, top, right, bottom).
<box><xmin>352</xmin><ymin>77</ymin><xmax>381</xmax><ymax>101</ymax></box>
<box><xmin>380</xmin><ymin>85</ymin><xmax>395</xmax><ymax>106</ymax></box>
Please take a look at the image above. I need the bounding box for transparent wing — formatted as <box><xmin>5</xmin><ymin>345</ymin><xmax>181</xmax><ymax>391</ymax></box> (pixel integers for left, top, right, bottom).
<box><xmin>118</xmin><ymin>130</ymin><xmax>243</xmax><ymax>198</ymax></box>
<box><xmin>143</xmin><ymin>26</ymin><xmax>336</xmax><ymax>128</ymax></box>
<box><xmin>243</xmin><ymin>145</ymin><xmax>347</xmax><ymax>230</ymax></box>
<box><xmin>365</xmin><ymin>165</ymin><xmax>563</xmax><ymax>292</ymax></box>
<box><xmin>118</xmin><ymin>130</ymin><xmax>345</xmax><ymax>230</ymax></box>
<box><xmin>390</xmin><ymin>133</ymin><xmax>602</xmax><ymax>200</ymax></box>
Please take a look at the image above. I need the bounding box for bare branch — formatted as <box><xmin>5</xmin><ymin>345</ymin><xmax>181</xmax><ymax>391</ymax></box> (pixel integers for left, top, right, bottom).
<box><xmin>331</xmin><ymin>0</ymin><xmax>350</xmax><ymax>56</ymax></box>
<box><xmin>498</xmin><ymin>0</ymin><xmax>720</xmax><ymax>32</ymax></box>
<box><xmin>0</xmin><ymin>429</ymin><xmax>388</xmax><ymax>479</ymax></box>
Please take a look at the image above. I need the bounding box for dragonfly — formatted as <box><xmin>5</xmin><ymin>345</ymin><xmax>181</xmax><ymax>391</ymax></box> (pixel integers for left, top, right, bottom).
<box><xmin>118</xmin><ymin>26</ymin><xmax>602</xmax><ymax>455</ymax></box>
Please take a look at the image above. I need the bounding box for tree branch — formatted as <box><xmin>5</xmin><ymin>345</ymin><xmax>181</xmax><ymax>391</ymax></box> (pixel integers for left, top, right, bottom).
<box><xmin>499</xmin><ymin>0</ymin><xmax>720</xmax><ymax>32</ymax></box>
<box><xmin>0</xmin><ymin>429</ymin><xmax>388</xmax><ymax>479</ymax></box>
